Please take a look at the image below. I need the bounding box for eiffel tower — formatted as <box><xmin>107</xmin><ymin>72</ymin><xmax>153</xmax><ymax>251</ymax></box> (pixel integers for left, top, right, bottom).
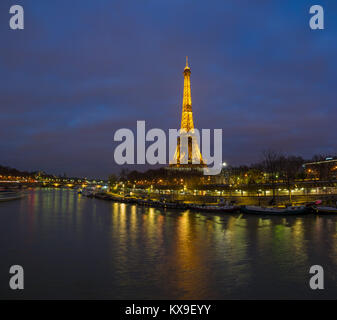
<box><xmin>170</xmin><ymin>57</ymin><xmax>205</xmax><ymax>169</ymax></box>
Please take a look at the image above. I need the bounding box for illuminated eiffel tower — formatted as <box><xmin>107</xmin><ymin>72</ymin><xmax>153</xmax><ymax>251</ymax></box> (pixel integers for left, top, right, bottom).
<box><xmin>170</xmin><ymin>57</ymin><xmax>205</xmax><ymax>169</ymax></box>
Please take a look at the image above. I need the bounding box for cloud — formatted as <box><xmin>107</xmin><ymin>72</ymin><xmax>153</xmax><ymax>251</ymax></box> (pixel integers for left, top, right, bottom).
<box><xmin>0</xmin><ymin>0</ymin><xmax>336</xmax><ymax>178</ymax></box>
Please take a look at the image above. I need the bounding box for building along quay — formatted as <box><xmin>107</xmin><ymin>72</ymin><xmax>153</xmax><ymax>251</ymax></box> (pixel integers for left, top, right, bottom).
<box><xmin>111</xmin><ymin>180</ymin><xmax>337</xmax><ymax>207</ymax></box>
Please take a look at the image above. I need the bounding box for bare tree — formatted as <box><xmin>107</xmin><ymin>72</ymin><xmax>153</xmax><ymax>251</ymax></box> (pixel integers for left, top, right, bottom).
<box><xmin>119</xmin><ymin>168</ymin><xmax>130</xmax><ymax>182</ymax></box>
<box><xmin>311</xmin><ymin>154</ymin><xmax>335</xmax><ymax>181</ymax></box>
<box><xmin>279</xmin><ymin>156</ymin><xmax>304</xmax><ymax>203</ymax></box>
<box><xmin>262</xmin><ymin>150</ymin><xmax>282</xmax><ymax>204</ymax></box>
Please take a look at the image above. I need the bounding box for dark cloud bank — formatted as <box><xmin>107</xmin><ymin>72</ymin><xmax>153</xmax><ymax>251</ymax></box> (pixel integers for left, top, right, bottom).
<box><xmin>0</xmin><ymin>0</ymin><xmax>336</xmax><ymax>178</ymax></box>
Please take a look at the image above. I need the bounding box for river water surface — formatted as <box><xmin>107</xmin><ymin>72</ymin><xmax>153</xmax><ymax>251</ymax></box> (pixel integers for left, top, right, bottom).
<box><xmin>1</xmin><ymin>188</ymin><xmax>337</xmax><ymax>299</ymax></box>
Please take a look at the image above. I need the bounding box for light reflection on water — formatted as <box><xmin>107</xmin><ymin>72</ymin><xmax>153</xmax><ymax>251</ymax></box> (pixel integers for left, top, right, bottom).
<box><xmin>1</xmin><ymin>188</ymin><xmax>337</xmax><ymax>299</ymax></box>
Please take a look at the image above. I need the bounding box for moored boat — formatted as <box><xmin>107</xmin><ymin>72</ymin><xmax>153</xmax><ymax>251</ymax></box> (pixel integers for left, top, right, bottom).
<box><xmin>314</xmin><ymin>206</ymin><xmax>337</xmax><ymax>214</ymax></box>
<box><xmin>188</xmin><ymin>203</ymin><xmax>239</xmax><ymax>213</ymax></box>
<box><xmin>241</xmin><ymin>205</ymin><xmax>310</xmax><ymax>215</ymax></box>
<box><xmin>0</xmin><ymin>190</ymin><xmax>25</xmax><ymax>202</ymax></box>
<box><xmin>94</xmin><ymin>192</ymin><xmax>112</xmax><ymax>200</ymax></box>
<box><xmin>81</xmin><ymin>186</ymin><xmax>96</xmax><ymax>197</ymax></box>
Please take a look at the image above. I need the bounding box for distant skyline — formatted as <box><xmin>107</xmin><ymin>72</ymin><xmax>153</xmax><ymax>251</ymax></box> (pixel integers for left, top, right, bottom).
<box><xmin>1</xmin><ymin>0</ymin><xmax>337</xmax><ymax>178</ymax></box>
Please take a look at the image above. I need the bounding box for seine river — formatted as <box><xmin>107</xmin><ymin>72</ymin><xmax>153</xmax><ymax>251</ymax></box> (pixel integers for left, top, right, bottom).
<box><xmin>1</xmin><ymin>188</ymin><xmax>337</xmax><ymax>299</ymax></box>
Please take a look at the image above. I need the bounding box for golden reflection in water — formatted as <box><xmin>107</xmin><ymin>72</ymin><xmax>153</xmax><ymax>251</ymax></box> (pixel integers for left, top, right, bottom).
<box><xmin>23</xmin><ymin>189</ymin><xmax>37</xmax><ymax>235</ymax></box>
<box><xmin>74</xmin><ymin>193</ymin><xmax>86</xmax><ymax>224</ymax></box>
<box><xmin>111</xmin><ymin>203</ymin><xmax>120</xmax><ymax>226</ymax></box>
<box><xmin>291</xmin><ymin>219</ymin><xmax>308</xmax><ymax>264</ymax></box>
<box><xmin>130</xmin><ymin>205</ymin><xmax>137</xmax><ymax>230</ymax></box>
<box><xmin>148</xmin><ymin>207</ymin><xmax>155</xmax><ymax>229</ymax></box>
<box><xmin>312</xmin><ymin>216</ymin><xmax>326</xmax><ymax>261</ymax></box>
<box><xmin>222</xmin><ymin>215</ymin><xmax>251</xmax><ymax>291</ymax></box>
<box><xmin>210</xmin><ymin>215</ymin><xmax>226</xmax><ymax>244</ymax></box>
<box><xmin>143</xmin><ymin>208</ymin><xmax>154</xmax><ymax>240</ymax></box>
<box><xmin>61</xmin><ymin>189</ymin><xmax>68</xmax><ymax>214</ymax></box>
<box><xmin>38</xmin><ymin>189</ymin><xmax>45</xmax><ymax>213</ymax></box>
<box><xmin>314</xmin><ymin>215</ymin><xmax>323</xmax><ymax>237</ymax></box>
<box><xmin>330</xmin><ymin>220</ymin><xmax>337</xmax><ymax>266</ymax></box>
<box><xmin>273</xmin><ymin>223</ymin><xmax>291</xmax><ymax>253</ymax></box>
<box><xmin>223</xmin><ymin>215</ymin><xmax>236</xmax><ymax>241</ymax></box>
<box><xmin>144</xmin><ymin>208</ymin><xmax>164</xmax><ymax>261</ymax></box>
<box><xmin>257</xmin><ymin>217</ymin><xmax>273</xmax><ymax>254</ymax></box>
<box><xmin>292</xmin><ymin>219</ymin><xmax>304</xmax><ymax>239</ymax></box>
<box><xmin>173</xmin><ymin>211</ymin><xmax>207</xmax><ymax>298</ymax></box>
<box><xmin>224</xmin><ymin>215</ymin><xmax>248</xmax><ymax>249</ymax></box>
<box><xmin>258</xmin><ymin>218</ymin><xmax>271</xmax><ymax>227</ymax></box>
<box><xmin>169</xmin><ymin>211</ymin><xmax>214</xmax><ymax>299</ymax></box>
<box><xmin>68</xmin><ymin>190</ymin><xmax>74</xmax><ymax>212</ymax></box>
<box><xmin>172</xmin><ymin>211</ymin><xmax>250</xmax><ymax>298</ymax></box>
<box><xmin>44</xmin><ymin>189</ymin><xmax>51</xmax><ymax>211</ymax></box>
<box><xmin>54</xmin><ymin>188</ymin><xmax>60</xmax><ymax>213</ymax></box>
<box><xmin>112</xmin><ymin>202</ymin><xmax>119</xmax><ymax>216</ymax></box>
<box><xmin>112</xmin><ymin>203</ymin><xmax>128</xmax><ymax>269</ymax></box>
<box><xmin>128</xmin><ymin>205</ymin><xmax>138</xmax><ymax>247</ymax></box>
<box><xmin>254</xmin><ymin>217</ymin><xmax>309</xmax><ymax>286</ymax></box>
<box><xmin>111</xmin><ymin>203</ymin><xmax>120</xmax><ymax>236</ymax></box>
<box><xmin>119</xmin><ymin>203</ymin><xmax>126</xmax><ymax>231</ymax></box>
<box><xmin>25</xmin><ymin>189</ymin><xmax>35</xmax><ymax>215</ymax></box>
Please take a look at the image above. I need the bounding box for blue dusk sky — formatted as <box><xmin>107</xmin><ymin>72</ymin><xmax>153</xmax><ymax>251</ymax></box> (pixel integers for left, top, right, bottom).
<box><xmin>0</xmin><ymin>0</ymin><xmax>337</xmax><ymax>178</ymax></box>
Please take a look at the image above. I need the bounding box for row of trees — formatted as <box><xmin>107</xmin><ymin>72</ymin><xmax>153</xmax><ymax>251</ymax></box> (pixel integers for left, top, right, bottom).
<box><xmin>108</xmin><ymin>167</ymin><xmax>205</xmax><ymax>190</ymax></box>
<box><xmin>261</xmin><ymin>151</ymin><xmax>305</xmax><ymax>202</ymax></box>
<box><xmin>108</xmin><ymin>151</ymin><xmax>337</xmax><ymax>198</ymax></box>
<box><xmin>0</xmin><ymin>165</ymin><xmax>89</xmax><ymax>182</ymax></box>
<box><xmin>0</xmin><ymin>165</ymin><xmax>34</xmax><ymax>178</ymax></box>
<box><xmin>224</xmin><ymin>151</ymin><xmax>336</xmax><ymax>202</ymax></box>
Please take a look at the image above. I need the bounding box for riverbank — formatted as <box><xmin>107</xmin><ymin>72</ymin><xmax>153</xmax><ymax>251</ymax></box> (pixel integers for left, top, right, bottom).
<box><xmin>83</xmin><ymin>191</ymin><xmax>336</xmax><ymax>215</ymax></box>
<box><xmin>102</xmin><ymin>190</ymin><xmax>337</xmax><ymax>207</ymax></box>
